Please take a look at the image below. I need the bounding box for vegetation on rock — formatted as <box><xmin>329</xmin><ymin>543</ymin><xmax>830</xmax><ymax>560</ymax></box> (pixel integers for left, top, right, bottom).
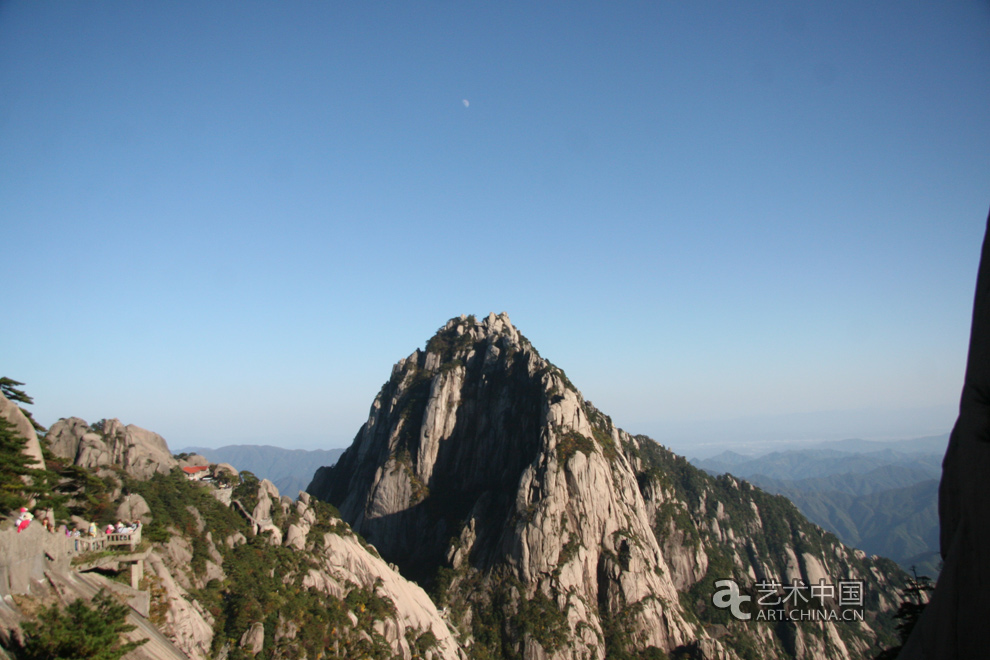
<box><xmin>11</xmin><ymin>589</ymin><xmax>146</xmax><ymax>660</ymax></box>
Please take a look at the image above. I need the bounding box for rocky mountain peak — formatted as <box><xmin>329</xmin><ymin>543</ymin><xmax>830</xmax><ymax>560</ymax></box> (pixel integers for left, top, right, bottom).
<box><xmin>451</xmin><ymin>311</ymin><xmax>519</xmax><ymax>340</ymax></box>
<box><xmin>392</xmin><ymin>312</ymin><xmax>530</xmax><ymax>378</ymax></box>
<box><xmin>310</xmin><ymin>314</ymin><xmax>907</xmax><ymax>659</ymax></box>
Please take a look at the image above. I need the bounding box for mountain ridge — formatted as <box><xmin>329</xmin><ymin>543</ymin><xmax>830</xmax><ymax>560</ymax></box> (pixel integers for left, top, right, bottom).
<box><xmin>694</xmin><ymin>446</ymin><xmax>943</xmax><ymax>577</ymax></box>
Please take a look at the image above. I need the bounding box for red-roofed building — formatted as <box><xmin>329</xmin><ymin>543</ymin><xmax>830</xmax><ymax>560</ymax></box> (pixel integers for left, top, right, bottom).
<box><xmin>182</xmin><ymin>465</ymin><xmax>210</xmax><ymax>481</ymax></box>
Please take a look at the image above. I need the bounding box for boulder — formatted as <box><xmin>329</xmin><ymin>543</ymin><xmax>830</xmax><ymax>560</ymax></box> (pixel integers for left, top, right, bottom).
<box><xmin>225</xmin><ymin>532</ymin><xmax>247</xmax><ymax>548</ymax></box>
<box><xmin>239</xmin><ymin>622</ymin><xmax>264</xmax><ymax>656</ymax></box>
<box><xmin>214</xmin><ymin>462</ymin><xmax>239</xmax><ymax>478</ymax></box>
<box><xmin>177</xmin><ymin>454</ymin><xmax>209</xmax><ymax>468</ymax></box>
<box><xmin>46</xmin><ymin>417</ymin><xmax>90</xmax><ymax>463</ymax></box>
<box><xmin>116</xmin><ymin>493</ymin><xmax>152</xmax><ymax>524</ymax></box>
<box><xmin>0</xmin><ymin>392</ymin><xmax>44</xmax><ymax>471</ymax></box>
<box><xmin>303</xmin><ymin>528</ymin><xmax>462</xmax><ymax>660</ymax></box>
<box><xmin>144</xmin><ymin>552</ymin><xmax>214</xmax><ymax>660</ymax></box>
<box><xmin>284</xmin><ymin>523</ymin><xmax>308</xmax><ymax>550</ymax></box>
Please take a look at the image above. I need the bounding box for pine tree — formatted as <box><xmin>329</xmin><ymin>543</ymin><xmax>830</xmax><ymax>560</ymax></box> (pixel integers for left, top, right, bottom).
<box><xmin>873</xmin><ymin>567</ymin><xmax>935</xmax><ymax>659</ymax></box>
<box><xmin>16</xmin><ymin>589</ymin><xmax>147</xmax><ymax>660</ymax></box>
<box><xmin>0</xmin><ymin>377</ymin><xmax>33</xmax><ymax>405</ymax></box>
<box><xmin>0</xmin><ymin>416</ymin><xmax>35</xmax><ymax>513</ymax></box>
<box><xmin>0</xmin><ymin>377</ymin><xmax>45</xmax><ymax>433</ymax></box>
<box><xmin>0</xmin><ymin>379</ymin><xmax>62</xmax><ymax>516</ymax></box>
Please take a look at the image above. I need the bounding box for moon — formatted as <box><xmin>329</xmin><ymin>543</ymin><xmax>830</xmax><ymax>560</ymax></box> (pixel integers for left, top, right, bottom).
<box><xmin>462</xmin><ymin>99</ymin><xmax>469</xmax><ymax>108</ymax></box>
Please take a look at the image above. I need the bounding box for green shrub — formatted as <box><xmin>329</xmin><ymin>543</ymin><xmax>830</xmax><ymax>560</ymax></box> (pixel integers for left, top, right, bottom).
<box><xmin>15</xmin><ymin>589</ymin><xmax>147</xmax><ymax>660</ymax></box>
<box><xmin>557</xmin><ymin>431</ymin><xmax>594</xmax><ymax>464</ymax></box>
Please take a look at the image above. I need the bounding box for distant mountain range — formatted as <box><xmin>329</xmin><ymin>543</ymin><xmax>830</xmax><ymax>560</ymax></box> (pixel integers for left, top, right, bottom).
<box><xmin>693</xmin><ymin>438</ymin><xmax>946</xmax><ymax>481</ymax></box>
<box><xmin>175</xmin><ymin>432</ymin><xmax>947</xmax><ymax>579</ymax></box>
<box><xmin>177</xmin><ymin>444</ymin><xmax>345</xmax><ymax>497</ymax></box>
<box><xmin>691</xmin><ymin>434</ymin><xmax>948</xmax><ymax>577</ymax></box>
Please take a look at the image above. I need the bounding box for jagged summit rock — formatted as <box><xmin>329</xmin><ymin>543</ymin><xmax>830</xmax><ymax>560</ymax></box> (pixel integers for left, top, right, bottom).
<box><xmin>309</xmin><ymin>312</ymin><xmax>582</xmax><ymax>575</ymax></box>
<box><xmin>46</xmin><ymin>416</ymin><xmax>178</xmax><ymax>480</ymax></box>
<box><xmin>309</xmin><ymin>314</ymin><xmax>907</xmax><ymax>659</ymax></box>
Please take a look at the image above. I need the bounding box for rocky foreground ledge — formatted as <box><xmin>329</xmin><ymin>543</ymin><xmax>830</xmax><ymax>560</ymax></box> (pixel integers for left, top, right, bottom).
<box><xmin>0</xmin><ymin>392</ymin><xmax>462</xmax><ymax>660</ymax></box>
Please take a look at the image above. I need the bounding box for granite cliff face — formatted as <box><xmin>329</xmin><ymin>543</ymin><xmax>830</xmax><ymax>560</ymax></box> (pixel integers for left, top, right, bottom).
<box><xmin>135</xmin><ymin>478</ymin><xmax>462</xmax><ymax>660</ymax></box>
<box><xmin>309</xmin><ymin>313</ymin><xmax>906</xmax><ymax>660</ymax></box>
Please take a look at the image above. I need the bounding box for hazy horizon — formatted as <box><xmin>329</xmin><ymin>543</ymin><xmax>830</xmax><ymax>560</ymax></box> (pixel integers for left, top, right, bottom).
<box><xmin>166</xmin><ymin>403</ymin><xmax>955</xmax><ymax>462</ymax></box>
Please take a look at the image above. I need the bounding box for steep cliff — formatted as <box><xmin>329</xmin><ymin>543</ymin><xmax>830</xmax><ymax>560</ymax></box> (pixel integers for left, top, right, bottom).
<box><xmin>126</xmin><ymin>474</ymin><xmax>462</xmax><ymax>660</ymax></box>
<box><xmin>309</xmin><ymin>312</ymin><xmax>906</xmax><ymax>660</ymax></box>
<box><xmin>900</xmin><ymin>209</ymin><xmax>990</xmax><ymax>659</ymax></box>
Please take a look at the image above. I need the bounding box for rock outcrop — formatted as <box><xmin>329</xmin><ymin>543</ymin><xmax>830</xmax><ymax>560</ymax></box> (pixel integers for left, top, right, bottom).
<box><xmin>310</xmin><ymin>312</ymin><xmax>906</xmax><ymax>659</ymax></box>
<box><xmin>300</xmin><ymin>511</ymin><xmax>463</xmax><ymax>659</ymax></box>
<box><xmin>901</xmin><ymin>208</ymin><xmax>990</xmax><ymax>659</ymax></box>
<box><xmin>145</xmin><ymin>550</ymin><xmax>216</xmax><ymax>660</ymax></box>
<box><xmin>239</xmin><ymin>622</ymin><xmax>265</xmax><ymax>655</ymax></box>
<box><xmin>3</xmin><ymin>414</ymin><xmax>463</xmax><ymax>660</ymax></box>
<box><xmin>46</xmin><ymin>417</ymin><xmax>177</xmax><ymax>480</ymax></box>
<box><xmin>116</xmin><ymin>492</ymin><xmax>153</xmax><ymax>524</ymax></box>
<box><xmin>0</xmin><ymin>392</ymin><xmax>44</xmax><ymax>471</ymax></box>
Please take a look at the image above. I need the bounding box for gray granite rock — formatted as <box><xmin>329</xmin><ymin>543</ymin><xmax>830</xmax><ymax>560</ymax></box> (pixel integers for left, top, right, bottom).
<box><xmin>46</xmin><ymin>416</ymin><xmax>177</xmax><ymax>480</ymax></box>
<box><xmin>116</xmin><ymin>493</ymin><xmax>152</xmax><ymax>524</ymax></box>
<box><xmin>0</xmin><ymin>392</ymin><xmax>44</xmax><ymax>471</ymax></box>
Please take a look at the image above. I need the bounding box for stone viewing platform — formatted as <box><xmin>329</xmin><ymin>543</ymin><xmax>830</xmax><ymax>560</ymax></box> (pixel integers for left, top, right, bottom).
<box><xmin>70</xmin><ymin>527</ymin><xmax>143</xmax><ymax>554</ymax></box>
<box><xmin>0</xmin><ymin>521</ymin><xmax>145</xmax><ymax>596</ymax></box>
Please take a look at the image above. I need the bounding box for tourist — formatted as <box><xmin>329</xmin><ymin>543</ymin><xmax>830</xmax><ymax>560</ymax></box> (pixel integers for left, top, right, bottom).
<box><xmin>15</xmin><ymin>508</ymin><xmax>33</xmax><ymax>533</ymax></box>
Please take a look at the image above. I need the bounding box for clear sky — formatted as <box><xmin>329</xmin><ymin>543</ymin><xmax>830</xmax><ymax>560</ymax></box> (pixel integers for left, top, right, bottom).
<box><xmin>3</xmin><ymin>1</ymin><xmax>989</xmax><ymax>456</ymax></box>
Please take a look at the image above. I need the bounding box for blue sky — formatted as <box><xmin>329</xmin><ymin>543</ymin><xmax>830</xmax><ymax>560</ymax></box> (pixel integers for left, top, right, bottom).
<box><xmin>3</xmin><ymin>1</ymin><xmax>989</xmax><ymax>456</ymax></box>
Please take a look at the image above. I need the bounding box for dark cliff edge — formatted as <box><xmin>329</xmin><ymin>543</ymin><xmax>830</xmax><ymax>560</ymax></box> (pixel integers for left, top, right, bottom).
<box><xmin>900</xmin><ymin>206</ymin><xmax>990</xmax><ymax>660</ymax></box>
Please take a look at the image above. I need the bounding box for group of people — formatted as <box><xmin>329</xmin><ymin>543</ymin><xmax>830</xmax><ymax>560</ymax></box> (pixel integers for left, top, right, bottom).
<box><xmin>104</xmin><ymin>520</ymin><xmax>141</xmax><ymax>536</ymax></box>
<box><xmin>64</xmin><ymin>520</ymin><xmax>142</xmax><ymax>551</ymax></box>
<box><xmin>77</xmin><ymin>520</ymin><xmax>141</xmax><ymax>537</ymax></box>
<box><xmin>11</xmin><ymin>508</ymin><xmax>143</xmax><ymax>539</ymax></box>
<box><xmin>13</xmin><ymin>508</ymin><xmax>59</xmax><ymax>534</ymax></box>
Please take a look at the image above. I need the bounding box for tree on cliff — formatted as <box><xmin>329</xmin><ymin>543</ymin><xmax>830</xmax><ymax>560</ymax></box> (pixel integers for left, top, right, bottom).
<box><xmin>873</xmin><ymin>568</ymin><xmax>934</xmax><ymax>660</ymax></box>
<box><xmin>0</xmin><ymin>379</ymin><xmax>60</xmax><ymax>515</ymax></box>
<box><xmin>13</xmin><ymin>589</ymin><xmax>146</xmax><ymax>660</ymax></box>
<box><xmin>0</xmin><ymin>378</ymin><xmax>45</xmax><ymax>433</ymax></box>
<box><xmin>0</xmin><ymin>416</ymin><xmax>37</xmax><ymax>513</ymax></box>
